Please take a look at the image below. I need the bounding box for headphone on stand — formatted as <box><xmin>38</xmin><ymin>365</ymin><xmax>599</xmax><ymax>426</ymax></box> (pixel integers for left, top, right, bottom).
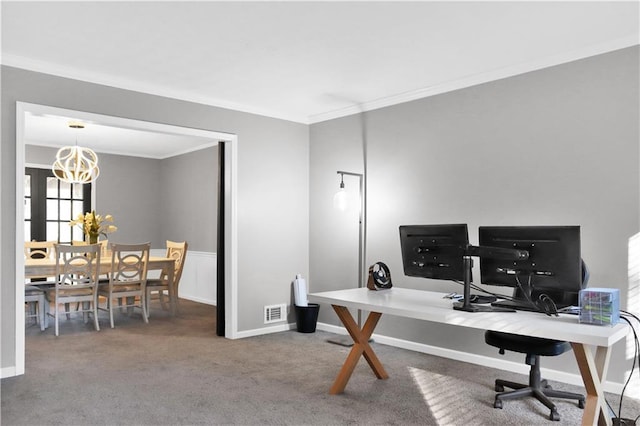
<box><xmin>367</xmin><ymin>262</ymin><xmax>393</xmax><ymax>291</ymax></box>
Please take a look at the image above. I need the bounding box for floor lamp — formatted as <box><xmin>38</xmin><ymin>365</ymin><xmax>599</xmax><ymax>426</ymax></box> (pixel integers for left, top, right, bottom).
<box><xmin>328</xmin><ymin>170</ymin><xmax>367</xmax><ymax>347</ymax></box>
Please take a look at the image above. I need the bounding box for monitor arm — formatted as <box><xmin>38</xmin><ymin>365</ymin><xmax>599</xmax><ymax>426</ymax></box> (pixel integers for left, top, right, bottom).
<box><xmin>454</xmin><ymin>245</ymin><xmax>529</xmax><ymax>313</ymax></box>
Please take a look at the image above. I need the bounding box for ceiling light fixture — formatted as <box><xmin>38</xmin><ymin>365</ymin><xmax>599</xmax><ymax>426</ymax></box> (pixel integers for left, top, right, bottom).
<box><xmin>52</xmin><ymin>122</ymin><xmax>100</xmax><ymax>184</ymax></box>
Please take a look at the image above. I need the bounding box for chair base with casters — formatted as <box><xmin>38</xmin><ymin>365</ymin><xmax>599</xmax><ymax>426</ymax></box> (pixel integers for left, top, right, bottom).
<box><xmin>485</xmin><ymin>331</ymin><xmax>585</xmax><ymax>421</ymax></box>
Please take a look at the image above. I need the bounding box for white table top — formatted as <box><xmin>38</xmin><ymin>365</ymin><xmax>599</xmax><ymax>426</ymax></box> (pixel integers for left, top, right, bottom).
<box><xmin>309</xmin><ymin>287</ymin><xmax>628</xmax><ymax>348</ymax></box>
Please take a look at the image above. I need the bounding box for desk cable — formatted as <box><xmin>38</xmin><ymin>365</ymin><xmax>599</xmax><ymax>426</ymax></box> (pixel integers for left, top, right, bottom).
<box><xmin>607</xmin><ymin>311</ymin><xmax>640</xmax><ymax>426</ymax></box>
<box><xmin>514</xmin><ymin>273</ymin><xmax>559</xmax><ymax>316</ymax></box>
<box><xmin>452</xmin><ymin>275</ymin><xmax>559</xmax><ymax>316</ymax></box>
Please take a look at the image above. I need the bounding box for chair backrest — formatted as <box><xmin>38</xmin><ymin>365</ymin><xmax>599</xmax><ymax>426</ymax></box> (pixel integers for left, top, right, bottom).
<box><xmin>164</xmin><ymin>240</ymin><xmax>188</xmax><ymax>287</ymax></box>
<box><xmin>54</xmin><ymin>243</ymin><xmax>101</xmax><ymax>291</ymax></box>
<box><xmin>25</xmin><ymin>240</ymin><xmax>57</xmax><ymax>282</ymax></box>
<box><xmin>109</xmin><ymin>243</ymin><xmax>150</xmax><ymax>287</ymax></box>
<box><xmin>24</xmin><ymin>240</ymin><xmax>56</xmax><ymax>260</ymax></box>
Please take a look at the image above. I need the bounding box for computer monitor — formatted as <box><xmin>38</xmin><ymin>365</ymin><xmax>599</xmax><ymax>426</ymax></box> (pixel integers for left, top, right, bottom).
<box><xmin>479</xmin><ymin>226</ymin><xmax>583</xmax><ymax>308</ymax></box>
<box><xmin>399</xmin><ymin>224</ymin><xmax>469</xmax><ymax>281</ymax></box>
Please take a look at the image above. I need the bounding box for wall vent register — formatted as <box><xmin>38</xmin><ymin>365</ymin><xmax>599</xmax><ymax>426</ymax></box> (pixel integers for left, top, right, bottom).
<box><xmin>264</xmin><ymin>304</ymin><xmax>287</xmax><ymax>324</ymax></box>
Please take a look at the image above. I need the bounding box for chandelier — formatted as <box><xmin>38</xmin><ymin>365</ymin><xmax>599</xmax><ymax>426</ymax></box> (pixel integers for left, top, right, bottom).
<box><xmin>52</xmin><ymin>122</ymin><xmax>100</xmax><ymax>184</ymax></box>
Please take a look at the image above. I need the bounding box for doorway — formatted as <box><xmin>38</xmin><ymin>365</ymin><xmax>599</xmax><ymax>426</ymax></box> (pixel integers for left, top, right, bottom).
<box><xmin>15</xmin><ymin>102</ymin><xmax>239</xmax><ymax>375</ymax></box>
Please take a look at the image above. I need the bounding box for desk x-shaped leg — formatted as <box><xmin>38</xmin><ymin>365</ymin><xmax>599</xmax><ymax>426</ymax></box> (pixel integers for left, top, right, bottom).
<box><xmin>571</xmin><ymin>343</ymin><xmax>613</xmax><ymax>426</ymax></box>
<box><xmin>330</xmin><ymin>305</ymin><xmax>389</xmax><ymax>394</ymax></box>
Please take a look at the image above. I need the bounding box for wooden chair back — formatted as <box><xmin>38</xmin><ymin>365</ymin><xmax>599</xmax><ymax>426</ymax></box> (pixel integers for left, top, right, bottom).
<box><xmin>54</xmin><ymin>244</ymin><xmax>101</xmax><ymax>292</ymax></box>
<box><xmin>24</xmin><ymin>240</ymin><xmax>56</xmax><ymax>260</ymax></box>
<box><xmin>164</xmin><ymin>240</ymin><xmax>188</xmax><ymax>289</ymax></box>
<box><xmin>109</xmin><ymin>243</ymin><xmax>150</xmax><ymax>288</ymax></box>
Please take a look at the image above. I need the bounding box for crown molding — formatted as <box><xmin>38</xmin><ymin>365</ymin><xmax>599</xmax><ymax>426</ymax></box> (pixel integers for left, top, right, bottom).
<box><xmin>1</xmin><ymin>53</ymin><xmax>309</xmax><ymax>124</ymax></box>
<box><xmin>3</xmin><ymin>34</ymin><xmax>638</xmax><ymax>126</ymax></box>
<box><xmin>308</xmin><ymin>35</ymin><xmax>640</xmax><ymax>124</ymax></box>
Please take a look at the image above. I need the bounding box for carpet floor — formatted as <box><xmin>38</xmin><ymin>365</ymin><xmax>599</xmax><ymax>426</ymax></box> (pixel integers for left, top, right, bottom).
<box><xmin>2</xmin><ymin>299</ymin><xmax>638</xmax><ymax>425</ymax></box>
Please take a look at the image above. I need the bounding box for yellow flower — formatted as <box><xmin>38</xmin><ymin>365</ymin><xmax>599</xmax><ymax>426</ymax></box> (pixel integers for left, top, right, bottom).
<box><xmin>69</xmin><ymin>210</ymin><xmax>117</xmax><ymax>241</ymax></box>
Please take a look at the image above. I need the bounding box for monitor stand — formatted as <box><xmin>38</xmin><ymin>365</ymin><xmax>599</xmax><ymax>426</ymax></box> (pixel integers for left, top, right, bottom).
<box><xmin>453</xmin><ymin>256</ymin><xmax>515</xmax><ymax>313</ymax></box>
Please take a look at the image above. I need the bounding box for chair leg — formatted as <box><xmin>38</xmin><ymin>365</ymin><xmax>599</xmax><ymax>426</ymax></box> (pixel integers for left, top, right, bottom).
<box><xmin>54</xmin><ymin>306</ymin><xmax>60</xmax><ymax>337</ymax></box>
<box><xmin>495</xmin><ymin>378</ymin><xmax>527</xmax><ymax>392</ymax></box>
<box><xmin>492</xmin><ymin>355</ymin><xmax>584</xmax><ymax>421</ymax></box>
<box><xmin>109</xmin><ymin>297</ymin><xmax>115</xmax><ymax>329</ymax></box>
<box><xmin>126</xmin><ymin>296</ymin><xmax>135</xmax><ymax>315</ymax></box>
<box><xmin>141</xmin><ymin>292</ymin><xmax>149</xmax><ymax>324</ymax></box>
<box><xmin>38</xmin><ymin>295</ymin><xmax>46</xmax><ymax>331</ymax></box>
<box><xmin>43</xmin><ymin>299</ymin><xmax>49</xmax><ymax>329</ymax></box>
<box><xmin>82</xmin><ymin>301</ymin><xmax>90</xmax><ymax>324</ymax></box>
<box><xmin>158</xmin><ymin>291</ymin><xmax>168</xmax><ymax>310</ymax></box>
<box><xmin>93</xmin><ymin>295</ymin><xmax>100</xmax><ymax>332</ymax></box>
<box><xmin>145</xmin><ymin>289</ymin><xmax>151</xmax><ymax>318</ymax></box>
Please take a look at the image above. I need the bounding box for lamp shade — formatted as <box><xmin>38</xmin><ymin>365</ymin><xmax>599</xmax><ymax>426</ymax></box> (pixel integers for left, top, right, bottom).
<box><xmin>52</xmin><ymin>145</ymin><xmax>100</xmax><ymax>184</ymax></box>
<box><xmin>333</xmin><ymin>187</ymin><xmax>348</xmax><ymax>211</ymax></box>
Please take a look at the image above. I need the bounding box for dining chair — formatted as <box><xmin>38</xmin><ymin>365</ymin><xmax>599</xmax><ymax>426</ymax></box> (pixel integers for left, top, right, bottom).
<box><xmin>24</xmin><ymin>240</ymin><xmax>56</xmax><ymax>261</ymax></box>
<box><xmin>98</xmin><ymin>242</ymin><xmax>150</xmax><ymax>328</ymax></box>
<box><xmin>24</xmin><ymin>240</ymin><xmax>57</xmax><ymax>329</ymax></box>
<box><xmin>145</xmin><ymin>240</ymin><xmax>188</xmax><ymax>317</ymax></box>
<box><xmin>47</xmin><ymin>243</ymin><xmax>102</xmax><ymax>336</ymax></box>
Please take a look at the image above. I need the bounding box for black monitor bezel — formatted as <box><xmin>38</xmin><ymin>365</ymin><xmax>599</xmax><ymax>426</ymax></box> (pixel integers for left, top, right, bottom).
<box><xmin>399</xmin><ymin>224</ymin><xmax>469</xmax><ymax>281</ymax></box>
<box><xmin>478</xmin><ymin>225</ymin><xmax>582</xmax><ymax>294</ymax></box>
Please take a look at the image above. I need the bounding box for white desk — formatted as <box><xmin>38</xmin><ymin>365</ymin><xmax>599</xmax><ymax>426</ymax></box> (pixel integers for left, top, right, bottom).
<box><xmin>309</xmin><ymin>287</ymin><xmax>628</xmax><ymax>426</ymax></box>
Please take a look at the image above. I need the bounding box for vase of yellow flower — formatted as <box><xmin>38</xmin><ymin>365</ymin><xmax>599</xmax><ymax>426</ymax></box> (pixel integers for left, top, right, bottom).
<box><xmin>69</xmin><ymin>210</ymin><xmax>117</xmax><ymax>245</ymax></box>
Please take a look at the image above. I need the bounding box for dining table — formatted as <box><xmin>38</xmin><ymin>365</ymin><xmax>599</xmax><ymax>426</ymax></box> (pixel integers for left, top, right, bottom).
<box><xmin>24</xmin><ymin>255</ymin><xmax>177</xmax><ymax>316</ymax></box>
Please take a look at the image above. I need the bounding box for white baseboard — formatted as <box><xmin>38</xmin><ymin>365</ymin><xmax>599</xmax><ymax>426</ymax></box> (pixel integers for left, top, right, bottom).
<box><xmin>234</xmin><ymin>322</ymin><xmax>297</xmax><ymax>339</ymax></box>
<box><xmin>1</xmin><ymin>366</ymin><xmax>17</xmax><ymax>379</ymax></box>
<box><xmin>151</xmin><ymin>249</ymin><xmax>217</xmax><ymax>306</ymax></box>
<box><xmin>315</xmin><ymin>322</ymin><xmax>627</xmax><ymax>395</ymax></box>
<box><xmin>180</xmin><ymin>294</ymin><xmax>216</xmax><ymax>306</ymax></box>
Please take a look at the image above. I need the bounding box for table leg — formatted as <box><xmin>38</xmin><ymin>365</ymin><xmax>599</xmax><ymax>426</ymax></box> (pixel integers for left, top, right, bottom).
<box><xmin>571</xmin><ymin>342</ymin><xmax>613</xmax><ymax>426</ymax></box>
<box><xmin>329</xmin><ymin>305</ymin><xmax>389</xmax><ymax>395</ymax></box>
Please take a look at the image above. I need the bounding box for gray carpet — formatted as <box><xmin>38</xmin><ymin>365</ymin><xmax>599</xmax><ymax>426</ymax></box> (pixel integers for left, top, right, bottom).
<box><xmin>2</xmin><ymin>299</ymin><xmax>638</xmax><ymax>425</ymax></box>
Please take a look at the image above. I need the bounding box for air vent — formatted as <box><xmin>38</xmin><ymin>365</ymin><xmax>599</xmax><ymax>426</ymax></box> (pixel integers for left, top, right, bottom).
<box><xmin>264</xmin><ymin>303</ymin><xmax>287</xmax><ymax>324</ymax></box>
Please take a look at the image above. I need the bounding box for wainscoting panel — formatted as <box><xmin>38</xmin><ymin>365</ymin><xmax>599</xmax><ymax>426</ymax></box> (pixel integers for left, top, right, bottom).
<box><xmin>150</xmin><ymin>249</ymin><xmax>217</xmax><ymax>305</ymax></box>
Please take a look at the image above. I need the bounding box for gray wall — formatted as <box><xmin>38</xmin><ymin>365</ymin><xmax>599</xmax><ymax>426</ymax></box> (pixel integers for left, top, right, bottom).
<box><xmin>309</xmin><ymin>47</ymin><xmax>639</xmax><ymax>385</ymax></box>
<box><xmin>25</xmin><ymin>145</ymin><xmax>164</xmax><ymax>247</ymax></box>
<box><xmin>2</xmin><ymin>66</ymin><xmax>309</xmax><ymax>370</ymax></box>
<box><xmin>160</xmin><ymin>146</ymin><xmax>218</xmax><ymax>252</ymax></box>
<box><xmin>95</xmin><ymin>152</ymin><xmax>163</xmax><ymax>247</ymax></box>
<box><xmin>25</xmin><ymin>145</ymin><xmax>217</xmax><ymax>251</ymax></box>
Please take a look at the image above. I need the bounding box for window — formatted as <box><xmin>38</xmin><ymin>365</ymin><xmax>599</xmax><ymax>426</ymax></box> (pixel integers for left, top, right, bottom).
<box><xmin>24</xmin><ymin>168</ymin><xmax>91</xmax><ymax>243</ymax></box>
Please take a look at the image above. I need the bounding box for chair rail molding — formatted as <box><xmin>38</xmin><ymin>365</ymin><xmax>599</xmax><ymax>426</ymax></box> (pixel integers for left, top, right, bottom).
<box><xmin>150</xmin><ymin>249</ymin><xmax>217</xmax><ymax>306</ymax></box>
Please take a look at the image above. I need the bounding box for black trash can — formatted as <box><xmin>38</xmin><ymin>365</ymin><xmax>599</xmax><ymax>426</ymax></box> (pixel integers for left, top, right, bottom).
<box><xmin>295</xmin><ymin>303</ymin><xmax>320</xmax><ymax>333</ymax></box>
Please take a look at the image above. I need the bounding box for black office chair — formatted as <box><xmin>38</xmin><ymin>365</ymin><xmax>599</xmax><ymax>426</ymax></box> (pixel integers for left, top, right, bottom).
<box><xmin>484</xmin><ymin>261</ymin><xmax>589</xmax><ymax>421</ymax></box>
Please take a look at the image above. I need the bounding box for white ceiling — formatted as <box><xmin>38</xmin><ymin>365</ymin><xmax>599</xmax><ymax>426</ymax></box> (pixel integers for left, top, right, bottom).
<box><xmin>3</xmin><ymin>1</ymin><xmax>639</xmax><ymax>155</ymax></box>
<box><xmin>23</xmin><ymin>112</ymin><xmax>218</xmax><ymax>159</ymax></box>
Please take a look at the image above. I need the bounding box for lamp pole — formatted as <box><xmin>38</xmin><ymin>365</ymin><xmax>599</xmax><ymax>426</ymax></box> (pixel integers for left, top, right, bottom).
<box><xmin>329</xmin><ymin>170</ymin><xmax>366</xmax><ymax>347</ymax></box>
